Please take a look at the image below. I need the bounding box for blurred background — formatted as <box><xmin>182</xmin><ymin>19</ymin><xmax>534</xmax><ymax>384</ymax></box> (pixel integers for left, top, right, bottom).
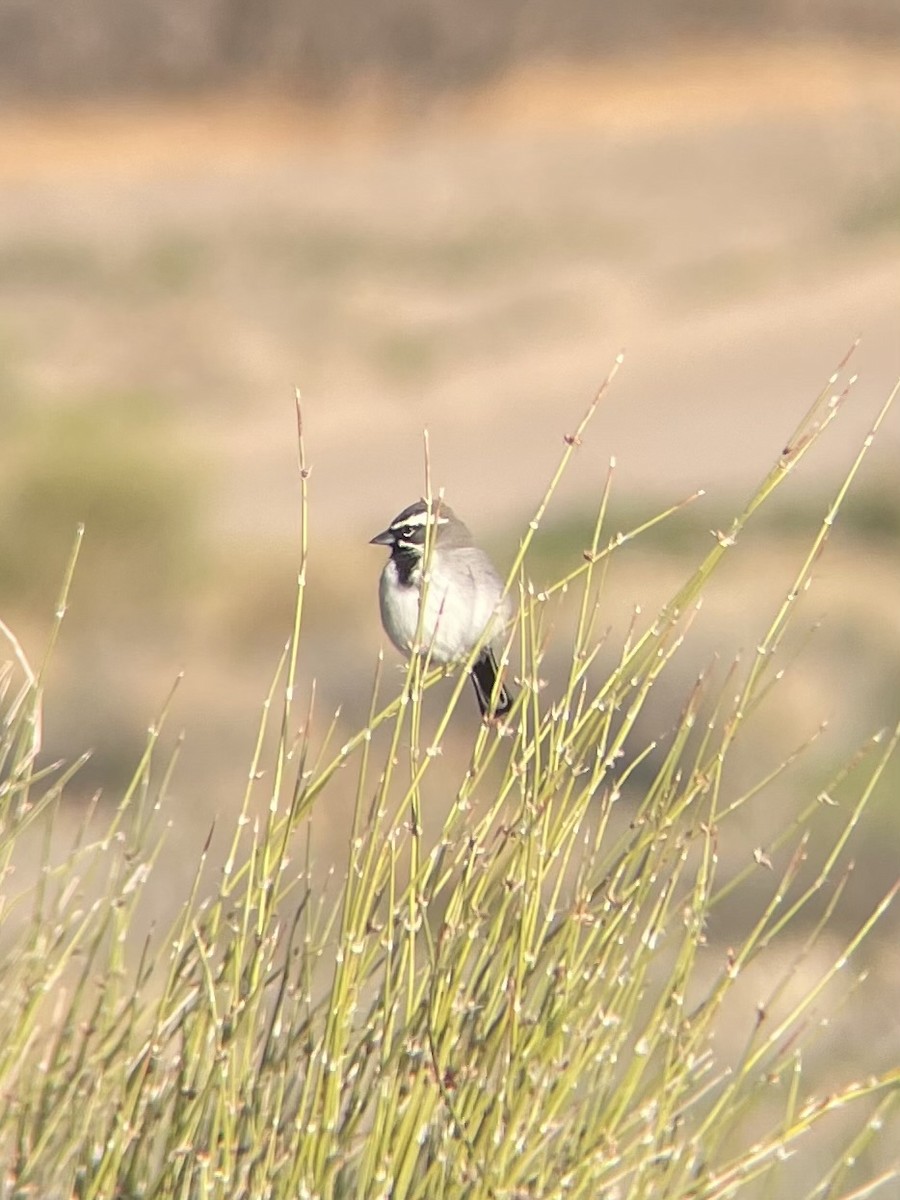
<box><xmin>1</xmin><ymin>0</ymin><xmax>899</xmax><ymax>1077</ymax></box>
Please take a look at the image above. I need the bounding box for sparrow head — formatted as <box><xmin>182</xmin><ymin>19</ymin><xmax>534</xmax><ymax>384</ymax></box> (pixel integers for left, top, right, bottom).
<box><xmin>370</xmin><ymin>498</ymin><xmax>470</xmax><ymax>556</ymax></box>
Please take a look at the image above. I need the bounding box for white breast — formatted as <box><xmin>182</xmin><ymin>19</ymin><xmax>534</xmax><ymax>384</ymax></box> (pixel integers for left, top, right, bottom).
<box><xmin>378</xmin><ymin>559</ymin><xmax>424</xmax><ymax>656</ymax></box>
<box><xmin>379</xmin><ymin>549</ymin><xmax>510</xmax><ymax>665</ymax></box>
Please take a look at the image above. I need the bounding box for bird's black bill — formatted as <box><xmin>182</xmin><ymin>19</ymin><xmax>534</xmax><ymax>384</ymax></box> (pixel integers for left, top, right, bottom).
<box><xmin>470</xmin><ymin>648</ymin><xmax>513</xmax><ymax>719</ymax></box>
<box><xmin>370</xmin><ymin>528</ymin><xmax>394</xmax><ymax>546</ymax></box>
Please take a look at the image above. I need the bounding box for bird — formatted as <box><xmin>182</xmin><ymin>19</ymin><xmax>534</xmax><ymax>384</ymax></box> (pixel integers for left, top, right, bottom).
<box><xmin>370</xmin><ymin>498</ymin><xmax>514</xmax><ymax>718</ymax></box>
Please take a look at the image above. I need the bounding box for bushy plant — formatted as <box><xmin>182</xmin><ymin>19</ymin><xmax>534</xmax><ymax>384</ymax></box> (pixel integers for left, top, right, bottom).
<box><xmin>0</xmin><ymin>361</ymin><xmax>897</xmax><ymax>1199</ymax></box>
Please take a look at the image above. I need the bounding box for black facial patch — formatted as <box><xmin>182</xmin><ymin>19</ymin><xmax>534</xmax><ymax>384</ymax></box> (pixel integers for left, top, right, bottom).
<box><xmin>392</xmin><ymin>542</ymin><xmax>421</xmax><ymax>586</ymax></box>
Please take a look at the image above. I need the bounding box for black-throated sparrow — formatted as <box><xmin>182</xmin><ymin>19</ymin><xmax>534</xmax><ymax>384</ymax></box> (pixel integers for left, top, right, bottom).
<box><xmin>370</xmin><ymin>499</ymin><xmax>513</xmax><ymax>718</ymax></box>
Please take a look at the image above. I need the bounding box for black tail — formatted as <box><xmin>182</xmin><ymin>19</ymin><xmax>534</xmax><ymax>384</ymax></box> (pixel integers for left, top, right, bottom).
<box><xmin>469</xmin><ymin>648</ymin><xmax>513</xmax><ymax>719</ymax></box>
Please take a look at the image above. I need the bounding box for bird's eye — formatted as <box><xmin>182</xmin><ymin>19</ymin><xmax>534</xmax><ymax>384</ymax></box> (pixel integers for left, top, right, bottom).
<box><xmin>400</xmin><ymin>525</ymin><xmax>415</xmax><ymax>539</ymax></box>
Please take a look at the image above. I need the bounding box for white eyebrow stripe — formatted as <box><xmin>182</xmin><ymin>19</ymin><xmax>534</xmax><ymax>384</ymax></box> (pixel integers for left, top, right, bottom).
<box><xmin>391</xmin><ymin>511</ymin><xmax>449</xmax><ymax>529</ymax></box>
<box><xmin>391</xmin><ymin>511</ymin><xmax>428</xmax><ymax>529</ymax></box>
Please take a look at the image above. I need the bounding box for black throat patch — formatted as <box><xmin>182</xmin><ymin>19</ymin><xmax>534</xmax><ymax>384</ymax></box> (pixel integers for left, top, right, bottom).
<box><xmin>392</xmin><ymin>544</ymin><xmax>421</xmax><ymax>587</ymax></box>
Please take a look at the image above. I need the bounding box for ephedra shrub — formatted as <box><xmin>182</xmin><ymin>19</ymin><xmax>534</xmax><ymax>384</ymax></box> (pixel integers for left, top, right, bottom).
<box><xmin>0</xmin><ymin>359</ymin><xmax>898</xmax><ymax>1199</ymax></box>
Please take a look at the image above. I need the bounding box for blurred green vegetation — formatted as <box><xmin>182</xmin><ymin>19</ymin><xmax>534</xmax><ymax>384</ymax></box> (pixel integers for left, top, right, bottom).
<box><xmin>529</xmin><ymin>482</ymin><xmax>900</xmax><ymax>577</ymax></box>
<box><xmin>368</xmin><ymin>326</ymin><xmax>439</xmax><ymax>383</ymax></box>
<box><xmin>244</xmin><ymin>212</ymin><xmax>636</xmax><ymax>287</ymax></box>
<box><xmin>134</xmin><ymin>232</ymin><xmax>213</xmax><ymax>296</ymax></box>
<box><xmin>840</xmin><ymin>175</ymin><xmax>900</xmax><ymax>238</ymax></box>
<box><xmin>660</xmin><ymin>248</ymin><xmax>785</xmax><ymax>307</ymax></box>
<box><xmin>0</xmin><ymin>393</ymin><xmax>204</xmax><ymax>616</ymax></box>
<box><xmin>0</xmin><ymin>239</ymin><xmax>107</xmax><ymax>290</ymax></box>
<box><xmin>0</xmin><ymin>234</ymin><xmax>214</xmax><ymax>300</ymax></box>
